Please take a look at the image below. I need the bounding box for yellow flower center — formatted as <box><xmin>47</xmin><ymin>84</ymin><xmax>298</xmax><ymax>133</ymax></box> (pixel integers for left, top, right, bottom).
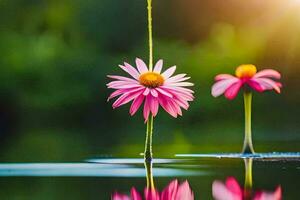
<box><xmin>139</xmin><ymin>72</ymin><xmax>164</xmax><ymax>88</ymax></box>
<box><xmin>235</xmin><ymin>64</ymin><xmax>257</xmax><ymax>78</ymax></box>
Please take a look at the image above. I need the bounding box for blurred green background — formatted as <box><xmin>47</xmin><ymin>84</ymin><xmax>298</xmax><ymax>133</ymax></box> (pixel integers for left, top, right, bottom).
<box><xmin>1</xmin><ymin>0</ymin><xmax>300</xmax><ymax>162</ymax></box>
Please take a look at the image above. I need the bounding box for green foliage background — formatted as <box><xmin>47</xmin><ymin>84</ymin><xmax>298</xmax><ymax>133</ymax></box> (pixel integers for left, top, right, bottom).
<box><xmin>1</xmin><ymin>0</ymin><xmax>300</xmax><ymax>162</ymax></box>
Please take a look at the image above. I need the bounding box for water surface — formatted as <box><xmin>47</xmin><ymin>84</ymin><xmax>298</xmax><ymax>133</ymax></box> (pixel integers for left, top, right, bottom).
<box><xmin>0</xmin><ymin>155</ymin><xmax>299</xmax><ymax>199</ymax></box>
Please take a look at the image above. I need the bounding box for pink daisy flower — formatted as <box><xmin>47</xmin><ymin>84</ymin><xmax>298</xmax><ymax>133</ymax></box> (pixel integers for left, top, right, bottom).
<box><xmin>211</xmin><ymin>64</ymin><xmax>282</xmax><ymax>100</ymax></box>
<box><xmin>112</xmin><ymin>179</ymin><xmax>194</xmax><ymax>200</ymax></box>
<box><xmin>107</xmin><ymin>58</ymin><xmax>194</xmax><ymax>122</ymax></box>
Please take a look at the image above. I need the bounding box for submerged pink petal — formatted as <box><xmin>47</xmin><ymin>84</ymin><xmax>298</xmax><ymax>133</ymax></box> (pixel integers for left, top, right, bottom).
<box><xmin>112</xmin><ymin>193</ymin><xmax>131</xmax><ymax>200</ymax></box>
<box><xmin>175</xmin><ymin>181</ymin><xmax>194</xmax><ymax>200</ymax></box>
<box><xmin>136</xmin><ymin>58</ymin><xmax>149</xmax><ymax>74</ymax></box>
<box><xmin>212</xmin><ymin>180</ymin><xmax>242</xmax><ymax>200</ymax></box>
<box><xmin>144</xmin><ymin>188</ymin><xmax>160</xmax><ymax>200</ymax></box>
<box><xmin>225</xmin><ymin>177</ymin><xmax>243</xmax><ymax>197</ymax></box>
<box><xmin>254</xmin><ymin>69</ymin><xmax>281</xmax><ymax>79</ymax></box>
<box><xmin>153</xmin><ymin>59</ymin><xmax>163</xmax><ymax>73</ymax></box>
<box><xmin>161</xmin><ymin>180</ymin><xmax>179</xmax><ymax>200</ymax></box>
<box><xmin>131</xmin><ymin>188</ymin><xmax>142</xmax><ymax>200</ymax></box>
<box><xmin>211</xmin><ymin>78</ymin><xmax>240</xmax><ymax>97</ymax></box>
<box><xmin>253</xmin><ymin>186</ymin><xmax>282</xmax><ymax>200</ymax></box>
<box><xmin>162</xmin><ymin>66</ymin><xmax>176</xmax><ymax>79</ymax></box>
<box><xmin>224</xmin><ymin>81</ymin><xmax>243</xmax><ymax>100</ymax></box>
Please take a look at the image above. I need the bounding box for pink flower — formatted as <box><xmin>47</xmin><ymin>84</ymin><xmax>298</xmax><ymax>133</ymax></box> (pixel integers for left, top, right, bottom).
<box><xmin>212</xmin><ymin>177</ymin><xmax>282</xmax><ymax>200</ymax></box>
<box><xmin>112</xmin><ymin>179</ymin><xmax>194</xmax><ymax>200</ymax></box>
<box><xmin>253</xmin><ymin>187</ymin><xmax>282</xmax><ymax>200</ymax></box>
<box><xmin>107</xmin><ymin>58</ymin><xmax>194</xmax><ymax>122</ymax></box>
<box><xmin>211</xmin><ymin>64</ymin><xmax>282</xmax><ymax>100</ymax></box>
<box><xmin>212</xmin><ymin>177</ymin><xmax>243</xmax><ymax>200</ymax></box>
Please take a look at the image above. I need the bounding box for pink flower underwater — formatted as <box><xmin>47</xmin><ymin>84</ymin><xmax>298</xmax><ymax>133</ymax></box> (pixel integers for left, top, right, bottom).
<box><xmin>107</xmin><ymin>58</ymin><xmax>194</xmax><ymax>122</ymax></box>
<box><xmin>112</xmin><ymin>179</ymin><xmax>194</xmax><ymax>200</ymax></box>
<box><xmin>212</xmin><ymin>177</ymin><xmax>282</xmax><ymax>200</ymax></box>
<box><xmin>211</xmin><ymin>64</ymin><xmax>282</xmax><ymax>100</ymax></box>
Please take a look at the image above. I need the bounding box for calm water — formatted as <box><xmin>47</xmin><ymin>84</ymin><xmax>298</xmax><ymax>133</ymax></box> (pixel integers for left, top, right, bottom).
<box><xmin>0</xmin><ymin>155</ymin><xmax>299</xmax><ymax>199</ymax></box>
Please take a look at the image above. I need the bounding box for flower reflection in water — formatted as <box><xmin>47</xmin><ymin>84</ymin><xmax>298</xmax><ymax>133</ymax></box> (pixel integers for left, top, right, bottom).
<box><xmin>212</xmin><ymin>177</ymin><xmax>281</xmax><ymax>200</ymax></box>
<box><xmin>212</xmin><ymin>159</ymin><xmax>282</xmax><ymax>200</ymax></box>
<box><xmin>112</xmin><ymin>160</ymin><xmax>194</xmax><ymax>200</ymax></box>
<box><xmin>112</xmin><ymin>179</ymin><xmax>194</xmax><ymax>200</ymax></box>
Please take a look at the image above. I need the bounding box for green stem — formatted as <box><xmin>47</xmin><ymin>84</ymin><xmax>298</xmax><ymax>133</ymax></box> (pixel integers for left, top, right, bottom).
<box><xmin>144</xmin><ymin>0</ymin><xmax>154</xmax><ymax>161</ymax></box>
<box><xmin>144</xmin><ymin>116</ymin><xmax>154</xmax><ymax>161</ymax></box>
<box><xmin>242</xmin><ymin>92</ymin><xmax>255</xmax><ymax>154</ymax></box>
<box><xmin>147</xmin><ymin>0</ymin><xmax>153</xmax><ymax>71</ymax></box>
<box><xmin>144</xmin><ymin>160</ymin><xmax>155</xmax><ymax>189</ymax></box>
<box><xmin>243</xmin><ymin>158</ymin><xmax>253</xmax><ymax>199</ymax></box>
<box><xmin>244</xmin><ymin>158</ymin><xmax>253</xmax><ymax>189</ymax></box>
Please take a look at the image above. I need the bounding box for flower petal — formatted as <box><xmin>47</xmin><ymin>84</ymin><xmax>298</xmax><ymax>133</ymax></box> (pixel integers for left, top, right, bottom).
<box><xmin>224</xmin><ymin>81</ymin><xmax>243</xmax><ymax>100</ymax></box>
<box><xmin>112</xmin><ymin>193</ymin><xmax>131</xmax><ymax>200</ymax></box>
<box><xmin>143</xmin><ymin>95</ymin><xmax>151</xmax><ymax>122</ymax></box>
<box><xmin>149</xmin><ymin>96</ymin><xmax>159</xmax><ymax>117</ymax></box>
<box><xmin>251</xmin><ymin>78</ymin><xmax>282</xmax><ymax>93</ymax></box>
<box><xmin>143</xmin><ymin>88</ymin><xmax>150</xmax><ymax>96</ymax></box>
<box><xmin>150</xmin><ymin>89</ymin><xmax>158</xmax><ymax>97</ymax></box>
<box><xmin>136</xmin><ymin>58</ymin><xmax>148</xmax><ymax>74</ymax></box>
<box><xmin>215</xmin><ymin>74</ymin><xmax>236</xmax><ymax>81</ymax></box>
<box><xmin>247</xmin><ymin>79</ymin><xmax>264</xmax><ymax>92</ymax></box>
<box><xmin>112</xmin><ymin>90</ymin><xmax>143</xmax><ymax>108</ymax></box>
<box><xmin>211</xmin><ymin>78</ymin><xmax>240</xmax><ymax>97</ymax></box>
<box><xmin>107</xmin><ymin>87</ymin><xmax>144</xmax><ymax>101</ymax></box>
<box><xmin>254</xmin><ymin>69</ymin><xmax>281</xmax><ymax>79</ymax></box>
<box><xmin>156</xmin><ymin>87</ymin><xmax>173</xmax><ymax>98</ymax></box>
<box><xmin>212</xmin><ymin>180</ymin><xmax>241</xmax><ymax>200</ymax></box>
<box><xmin>225</xmin><ymin>177</ymin><xmax>243</xmax><ymax>197</ymax></box>
<box><xmin>107</xmin><ymin>81</ymin><xmax>141</xmax><ymax>89</ymax></box>
<box><xmin>129</xmin><ymin>94</ymin><xmax>145</xmax><ymax>116</ymax></box>
<box><xmin>158</xmin><ymin>96</ymin><xmax>177</xmax><ymax>118</ymax></box>
<box><xmin>107</xmin><ymin>75</ymin><xmax>139</xmax><ymax>83</ymax></box>
<box><xmin>161</xmin><ymin>180</ymin><xmax>178</xmax><ymax>200</ymax></box>
<box><xmin>153</xmin><ymin>59</ymin><xmax>163</xmax><ymax>73</ymax></box>
<box><xmin>165</xmin><ymin>74</ymin><xmax>187</xmax><ymax>83</ymax></box>
<box><xmin>175</xmin><ymin>181</ymin><xmax>194</xmax><ymax>200</ymax></box>
<box><xmin>131</xmin><ymin>188</ymin><xmax>142</xmax><ymax>200</ymax></box>
<box><xmin>168</xmin><ymin>82</ymin><xmax>194</xmax><ymax>87</ymax></box>
<box><xmin>162</xmin><ymin>66</ymin><xmax>176</xmax><ymax>79</ymax></box>
<box><xmin>119</xmin><ymin>63</ymin><xmax>140</xmax><ymax>80</ymax></box>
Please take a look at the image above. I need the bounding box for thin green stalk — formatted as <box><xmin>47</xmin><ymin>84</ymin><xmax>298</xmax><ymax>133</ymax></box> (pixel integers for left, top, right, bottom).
<box><xmin>242</xmin><ymin>92</ymin><xmax>255</xmax><ymax>154</ymax></box>
<box><xmin>144</xmin><ymin>0</ymin><xmax>154</xmax><ymax>161</ymax></box>
<box><xmin>144</xmin><ymin>116</ymin><xmax>154</xmax><ymax>160</ymax></box>
<box><xmin>244</xmin><ymin>158</ymin><xmax>253</xmax><ymax>189</ymax></box>
<box><xmin>144</xmin><ymin>160</ymin><xmax>155</xmax><ymax>189</ymax></box>
<box><xmin>147</xmin><ymin>0</ymin><xmax>153</xmax><ymax>71</ymax></box>
<box><xmin>243</xmin><ymin>158</ymin><xmax>253</xmax><ymax>199</ymax></box>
